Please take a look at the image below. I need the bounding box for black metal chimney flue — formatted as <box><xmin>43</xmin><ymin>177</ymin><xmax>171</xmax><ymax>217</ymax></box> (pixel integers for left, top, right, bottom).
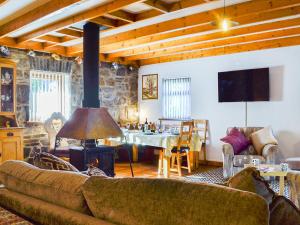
<box><xmin>82</xmin><ymin>22</ymin><xmax>100</xmax><ymax>108</ymax></box>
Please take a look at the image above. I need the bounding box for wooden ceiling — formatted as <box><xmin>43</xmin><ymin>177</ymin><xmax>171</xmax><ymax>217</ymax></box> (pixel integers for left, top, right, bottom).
<box><xmin>1</xmin><ymin>0</ymin><xmax>300</xmax><ymax>66</ymax></box>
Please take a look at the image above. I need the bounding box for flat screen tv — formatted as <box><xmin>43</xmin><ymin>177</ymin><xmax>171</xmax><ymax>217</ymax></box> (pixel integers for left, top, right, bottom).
<box><xmin>218</xmin><ymin>68</ymin><xmax>270</xmax><ymax>102</ymax></box>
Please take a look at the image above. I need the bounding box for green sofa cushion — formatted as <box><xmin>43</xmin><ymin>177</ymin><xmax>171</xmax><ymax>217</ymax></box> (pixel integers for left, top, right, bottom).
<box><xmin>82</xmin><ymin>177</ymin><xmax>269</xmax><ymax>225</ymax></box>
<box><xmin>0</xmin><ymin>189</ymin><xmax>113</xmax><ymax>225</ymax></box>
<box><xmin>227</xmin><ymin>167</ymin><xmax>275</xmax><ymax>204</ymax></box>
<box><xmin>0</xmin><ymin>160</ymin><xmax>90</xmax><ymax>214</ymax></box>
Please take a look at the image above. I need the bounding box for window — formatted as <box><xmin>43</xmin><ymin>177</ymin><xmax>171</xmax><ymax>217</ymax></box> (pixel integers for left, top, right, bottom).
<box><xmin>29</xmin><ymin>70</ymin><xmax>71</xmax><ymax>122</ymax></box>
<box><xmin>163</xmin><ymin>77</ymin><xmax>191</xmax><ymax>119</ymax></box>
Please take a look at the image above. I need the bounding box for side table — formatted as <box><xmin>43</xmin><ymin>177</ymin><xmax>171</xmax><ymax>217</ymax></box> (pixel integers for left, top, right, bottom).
<box><xmin>244</xmin><ymin>164</ymin><xmax>287</xmax><ymax>195</ymax></box>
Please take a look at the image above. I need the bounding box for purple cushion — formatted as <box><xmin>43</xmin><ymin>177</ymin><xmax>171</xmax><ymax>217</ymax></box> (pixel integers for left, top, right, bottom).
<box><xmin>221</xmin><ymin>128</ymin><xmax>250</xmax><ymax>154</ymax></box>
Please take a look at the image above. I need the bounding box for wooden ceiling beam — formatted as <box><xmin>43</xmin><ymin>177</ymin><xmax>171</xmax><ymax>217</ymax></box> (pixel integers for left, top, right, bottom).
<box><xmin>143</xmin><ymin>0</ymin><xmax>170</xmax><ymax>13</ymax></box>
<box><xmin>90</xmin><ymin>16</ymin><xmax>119</xmax><ymax>28</ymax></box>
<box><xmin>139</xmin><ymin>35</ymin><xmax>300</xmax><ymax>65</ymax></box>
<box><xmin>56</xmin><ymin>28</ymin><xmax>83</xmax><ymax>38</ymax></box>
<box><xmin>0</xmin><ymin>0</ymin><xmax>7</xmax><ymax>6</ymax></box>
<box><xmin>126</xmin><ymin>27</ymin><xmax>300</xmax><ymax>60</ymax></box>
<box><xmin>106</xmin><ymin>10</ymin><xmax>136</xmax><ymax>23</ymax></box>
<box><xmin>0</xmin><ymin>37</ymin><xmax>68</xmax><ymax>56</ymax></box>
<box><xmin>70</xmin><ymin>52</ymin><xmax>139</xmax><ymax>66</ymax></box>
<box><xmin>37</xmin><ymin>35</ymin><xmax>62</xmax><ymax>43</ymax></box>
<box><xmin>16</xmin><ymin>0</ymin><xmax>145</xmax><ymax>43</ymax></box>
<box><xmin>108</xmin><ymin>17</ymin><xmax>300</xmax><ymax>58</ymax></box>
<box><xmin>0</xmin><ymin>0</ymin><xmax>82</xmax><ymax>38</ymax></box>
<box><xmin>100</xmin><ymin>0</ymin><xmax>300</xmax><ymax>46</ymax></box>
<box><xmin>135</xmin><ymin>9</ymin><xmax>164</xmax><ymax>21</ymax></box>
<box><xmin>100</xmin><ymin>3</ymin><xmax>300</xmax><ymax>52</ymax></box>
<box><xmin>169</xmin><ymin>0</ymin><xmax>208</xmax><ymax>11</ymax></box>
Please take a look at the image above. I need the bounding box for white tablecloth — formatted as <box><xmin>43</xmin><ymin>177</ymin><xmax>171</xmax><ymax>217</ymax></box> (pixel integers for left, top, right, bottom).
<box><xmin>109</xmin><ymin>131</ymin><xmax>202</xmax><ymax>157</ymax></box>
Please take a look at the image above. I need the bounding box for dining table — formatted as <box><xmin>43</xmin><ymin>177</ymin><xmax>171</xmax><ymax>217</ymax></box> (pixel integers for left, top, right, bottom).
<box><xmin>107</xmin><ymin>130</ymin><xmax>203</xmax><ymax>178</ymax></box>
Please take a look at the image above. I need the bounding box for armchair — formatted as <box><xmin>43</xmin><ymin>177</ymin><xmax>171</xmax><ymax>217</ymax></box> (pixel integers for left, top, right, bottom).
<box><xmin>222</xmin><ymin>127</ymin><xmax>279</xmax><ymax>178</ymax></box>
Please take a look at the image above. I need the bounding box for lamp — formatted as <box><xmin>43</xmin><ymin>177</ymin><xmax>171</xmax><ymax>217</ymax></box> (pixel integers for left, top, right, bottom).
<box><xmin>51</xmin><ymin>53</ymin><xmax>61</xmax><ymax>61</ymax></box>
<box><xmin>75</xmin><ymin>56</ymin><xmax>83</xmax><ymax>65</ymax></box>
<box><xmin>0</xmin><ymin>46</ymin><xmax>10</xmax><ymax>56</ymax></box>
<box><xmin>211</xmin><ymin>0</ymin><xmax>239</xmax><ymax>31</ymax></box>
<box><xmin>57</xmin><ymin>107</ymin><xmax>123</xmax><ymax>140</ymax></box>
<box><xmin>111</xmin><ymin>62</ymin><xmax>119</xmax><ymax>71</ymax></box>
<box><xmin>27</xmin><ymin>49</ymin><xmax>36</xmax><ymax>57</ymax></box>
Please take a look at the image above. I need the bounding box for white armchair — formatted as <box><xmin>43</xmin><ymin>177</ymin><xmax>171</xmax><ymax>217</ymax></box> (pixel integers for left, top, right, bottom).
<box><xmin>222</xmin><ymin>127</ymin><xmax>279</xmax><ymax>178</ymax></box>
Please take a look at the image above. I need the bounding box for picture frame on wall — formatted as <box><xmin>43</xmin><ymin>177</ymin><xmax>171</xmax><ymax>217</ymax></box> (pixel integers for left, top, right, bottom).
<box><xmin>142</xmin><ymin>74</ymin><xmax>158</xmax><ymax>100</ymax></box>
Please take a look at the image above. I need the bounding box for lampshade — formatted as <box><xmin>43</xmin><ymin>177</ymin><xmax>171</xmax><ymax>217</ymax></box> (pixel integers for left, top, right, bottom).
<box><xmin>57</xmin><ymin>107</ymin><xmax>123</xmax><ymax>140</ymax></box>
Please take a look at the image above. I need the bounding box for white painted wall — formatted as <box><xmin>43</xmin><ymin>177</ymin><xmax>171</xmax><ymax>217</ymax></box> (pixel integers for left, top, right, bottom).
<box><xmin>138</xmin><ymin>45</ymin><xmax>300</xmax><ymax>162</ymax></box>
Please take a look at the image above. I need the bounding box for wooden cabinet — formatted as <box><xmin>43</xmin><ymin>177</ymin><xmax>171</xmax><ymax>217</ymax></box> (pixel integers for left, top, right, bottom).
<box><xmin>0</xmin><ymin>58</ymin><xmax>24</xmax><ymax>163</ymax></box>
<box><xmin>0</xmin><ymin>58</ymin><xmax>16</xmax><ymax>114</ymax></box>
<box><xmin>0</xmin><ymin>128</ymin><xmax>24</xmax><ymax>162</ymax></box>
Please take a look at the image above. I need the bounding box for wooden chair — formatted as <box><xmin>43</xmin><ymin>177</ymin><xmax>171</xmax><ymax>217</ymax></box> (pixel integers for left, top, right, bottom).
<box><xmin>193</xmin><ymin>119</ymin><xmax>208</xmax><ymax>166</ymax></box>
<box><xmin>170</xmin><ymin>121</ymin><xmax>194</xmax><ymax>176</ymax></box>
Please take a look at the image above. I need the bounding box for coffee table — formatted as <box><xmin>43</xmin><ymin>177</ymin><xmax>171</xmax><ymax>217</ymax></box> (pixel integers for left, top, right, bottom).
<box><xmin>244</xmin><ymin>164</ymin><xmax>287</xmax><ymax>195</ymax></box>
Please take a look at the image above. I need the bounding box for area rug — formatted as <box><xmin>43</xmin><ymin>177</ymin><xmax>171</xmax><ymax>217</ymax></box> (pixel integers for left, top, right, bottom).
<box><xmin>0</xmin><ymin>207</ymin><xmax>34</xmax><ymax>225</ymax></box>
<box><xmin>184</xmin><ymin>167</ymin><xmax>290</xmax><ymax>198</ymax></box>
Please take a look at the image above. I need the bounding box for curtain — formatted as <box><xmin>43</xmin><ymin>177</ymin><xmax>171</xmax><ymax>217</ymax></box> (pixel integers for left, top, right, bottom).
<box><xmin>29</xmin><ymin>70</ymin><xmax>71</xmax><ymax>122</ymax></box>
<box><xmin>163</xmin><ymin>77</ymin><xmax>191</xmax><ymax>119</ymax></box>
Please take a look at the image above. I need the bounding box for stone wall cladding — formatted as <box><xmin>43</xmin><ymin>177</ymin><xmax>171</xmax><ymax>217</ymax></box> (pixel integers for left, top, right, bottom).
<box><xmin>4</xmin><ymin>48</ymin><xmax>138</xmax><ymax>155</ymax></box>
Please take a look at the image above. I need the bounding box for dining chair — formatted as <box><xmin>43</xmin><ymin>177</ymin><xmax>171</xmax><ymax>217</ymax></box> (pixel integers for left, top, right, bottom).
<box><xmin>170</xmin><ymin>121</ymin><xmax>194</xmax><ymax>176</ymax></box>
<box><xmin>193</xmin><ymin>119</ymin><xmax>208</xmax><ymax>165</ymax></box>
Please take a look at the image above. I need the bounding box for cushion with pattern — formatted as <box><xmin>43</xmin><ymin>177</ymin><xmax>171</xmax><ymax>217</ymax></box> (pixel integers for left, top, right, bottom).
<box><xmin>33</xmin><ymin>152</ymin><xmax>79</xmax><ymax>172</ymax></box>
<box><xmin>83</xmin><ymin>166</ymin><xmax>108</xmax><ymax>177</ymax></box>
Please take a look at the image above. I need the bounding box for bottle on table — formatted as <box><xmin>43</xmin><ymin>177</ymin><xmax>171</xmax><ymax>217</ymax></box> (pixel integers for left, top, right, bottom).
<box><xmin>144</xmin><ymin>118</ymin><xmax>148</xmax><ymax>132</ymax></box>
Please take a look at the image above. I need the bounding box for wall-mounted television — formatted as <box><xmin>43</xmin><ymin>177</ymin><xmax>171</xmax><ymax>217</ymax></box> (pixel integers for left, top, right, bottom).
<box><xmin>218</xmin><ymin>68</ymin><xmax>270</xmax><ymax>102</ymax></box>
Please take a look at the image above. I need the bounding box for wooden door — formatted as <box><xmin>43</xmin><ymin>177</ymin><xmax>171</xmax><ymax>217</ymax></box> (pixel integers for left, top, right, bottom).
<box><xmin>0</xmin><ymin>137</ymin><xmax>22</xmax><ymax>162</ymax></box>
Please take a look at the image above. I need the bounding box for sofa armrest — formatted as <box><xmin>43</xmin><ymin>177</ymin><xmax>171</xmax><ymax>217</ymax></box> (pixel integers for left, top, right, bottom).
<box><xmin>222</xmin><ymin>143</ymin><xmax>234</xmax><ymax>156</ymax></box>
<box><xmin>287</xmin><ymin>171</ymin><xmax>300</xmax><ymax>208</ymax></box>
<box><xmin>222</xmin><ymin>143</ymin><xmax>234</xmax><ymax>179</ymax></box>
<box><xmin>262</xmin><ymin>144</ymin><xmax>278</xmax><ymax>163</ymax></box>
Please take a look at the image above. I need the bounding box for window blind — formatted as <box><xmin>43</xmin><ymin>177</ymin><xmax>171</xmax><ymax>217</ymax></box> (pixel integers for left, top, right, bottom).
<box><xmin>29</xmin><ymin>70</ymin><xmax>71</xmax><ymax>122</ymax></box>
<box><xmin>162</xmin><ymin>77</ymin><xmax>191</xmax><ymax>119</ymax></box>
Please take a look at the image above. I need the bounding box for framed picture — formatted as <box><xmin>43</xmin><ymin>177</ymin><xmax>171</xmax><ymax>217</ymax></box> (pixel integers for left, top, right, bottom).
<box><xmin>142</xmin><ymin>74</ymin><xmax>158</xmax><ymax>100</ymax></box>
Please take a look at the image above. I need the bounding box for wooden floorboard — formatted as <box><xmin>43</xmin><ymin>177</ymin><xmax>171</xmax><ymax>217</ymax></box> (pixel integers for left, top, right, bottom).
<box><xmin>115</xmin><ymin>162</ymin><xmax>219</xmax><ymax>179</ymax></box>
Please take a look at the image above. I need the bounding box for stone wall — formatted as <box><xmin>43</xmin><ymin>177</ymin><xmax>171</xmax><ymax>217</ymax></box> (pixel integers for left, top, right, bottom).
<box><xmin>3</xmin><ymin>48</ymin><xmax>138</xmax><ymax>155</ymax></box>
<box><xmin>71</xmin><ymin>61</ymin><xmax>139</xmax><ymax>123</ymax></box>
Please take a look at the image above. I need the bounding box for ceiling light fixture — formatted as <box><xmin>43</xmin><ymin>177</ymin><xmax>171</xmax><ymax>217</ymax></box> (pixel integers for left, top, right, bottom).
<box><xmin>75</xmin><ymin>56</ymin><xmax>83</xmax><ymax>65</ymax></box>
<box><xmin>51</xmin><ymin>53</ymin><xmax>61</xmax><ymax>61</ymax></box>
<box><xmin>0</xmin><ymin>46</ymin><xmax>10</xmax><ymax>56</ymax></box>
<box><xmin>128</xmin><ymin>65</ymin><xmax>134</xmax><ymax>71</ymax></box>
<box><xmin>27</xmin><ymin>49</ymin><xmax>36</xmax><ymax>57</ymax></box>
<box><xmin>211</xmin><ymin>0</ymin><xmax>239</xmax><ymax>32</ymax></box>
<box><xmin>111</xmin><ymin>62</ymin><xmax>119</xmax><ymax>71</ymax></box>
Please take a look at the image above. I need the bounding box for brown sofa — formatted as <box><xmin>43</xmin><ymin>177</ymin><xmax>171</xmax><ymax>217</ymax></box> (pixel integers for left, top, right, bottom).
<box><xmin>0</xmin><ymin>160</ymin><xmax>269</xmax><ymax>225</ymax></box>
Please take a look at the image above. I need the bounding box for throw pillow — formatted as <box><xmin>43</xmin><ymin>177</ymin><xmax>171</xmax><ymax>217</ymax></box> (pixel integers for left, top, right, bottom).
<box><xmin>221</xmin><ymin>127</ymin><xmax>250</xmax><ymax>155</ymax></box>
<box><xmin>83</xmin><ymin>166</ymin><xmax>108</xmax><ymax>177</ymax></box>
<box><xmin>250</xmin><ymin>127</ymin><xmax>278</xmax><ymax>155</ymax></box>
<box><xmin>227</xmin><ymin>167</ymin><xmax>275</xmax><ymax>204</ymax></box>
<box><xmin>33</xmin><ymin>152</ymin><xmax>79</xmax><ymax>172</ymax></box>
<box><xmin>269</xmin><ymin>196</ymin><xmax>300</xmax><ymax>225</ymax></box>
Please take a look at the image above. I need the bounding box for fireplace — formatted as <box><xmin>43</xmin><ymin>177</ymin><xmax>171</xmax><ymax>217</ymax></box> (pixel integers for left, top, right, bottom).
<box><xmin>55</xmin><ymin>107</ymin><xmax>123</xmax><ymax>176</ymax></box>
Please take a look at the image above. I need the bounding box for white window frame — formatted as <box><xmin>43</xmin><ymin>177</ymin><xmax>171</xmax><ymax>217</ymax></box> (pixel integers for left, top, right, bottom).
<box><xmin>162</xmin><ymin>77</ymin><xmax>191</xmax><ymax>119</ymax></box>
<box><xmin>29</xmin><ymin>70</ymin><xmax>71</xmax><ymax>122</ymax></box>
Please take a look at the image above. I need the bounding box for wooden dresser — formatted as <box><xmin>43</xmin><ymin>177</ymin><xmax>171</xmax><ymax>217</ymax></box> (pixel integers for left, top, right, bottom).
<box><xmin>0</xmin><ymin>58</ymin><xmax>24</xmax><ymax>163</ymax></box>
<box><xmin>0</xmin><ymin>127</ymin><xmax>24</xmax><ymax>162</ymax></box>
